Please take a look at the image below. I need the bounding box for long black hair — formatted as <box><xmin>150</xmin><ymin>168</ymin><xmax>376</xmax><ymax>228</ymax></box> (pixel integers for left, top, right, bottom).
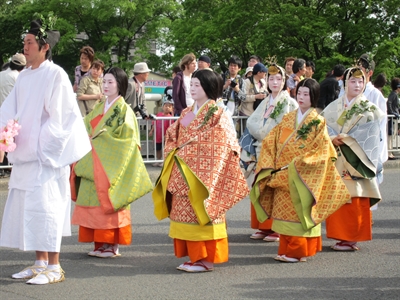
<box><xmin>104</xmin><ymin>67</ymin><xmax>128</xmax><ymax>98</ymax></box>
<box><xmin>296</xmin><ymin>78</ymin><xmax>320</xmax><ymax>108</ymax></box>
<box><xmin>192</xmin><ymin>69</ymin><xmax>222</xmax><ymax>100</ymax></box>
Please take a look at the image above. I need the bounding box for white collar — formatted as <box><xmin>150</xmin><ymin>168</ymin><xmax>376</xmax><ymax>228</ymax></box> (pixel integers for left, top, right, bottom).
<box><xmin>297</xmin><ymin>108</ymin><xmax>310</xmax><ymax>124</ymax></box>
<box><xmin>104</xmin><ymin>96</ymin><xmax>120</xmax><ymax>114</ymax></box>
<box><xmin>194</xmin><ymin>99</ymin><xmax>210</xmax><ymax>115</ymax></box>
<box><xmin>269</xmin><ymin>94</ymin><xmax>276</xmax><ymax>106</ymax></box>
<box><xmin>345</xmin><ymin>95</ymin><xmax>358</xmax><ymax>107</ymax></box>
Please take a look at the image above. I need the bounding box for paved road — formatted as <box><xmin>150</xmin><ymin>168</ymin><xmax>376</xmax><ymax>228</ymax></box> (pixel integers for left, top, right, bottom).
<box><xmin>0</xmin><ymin>166</ymin><xmax>399</xmax><ymax>300</ymax></box>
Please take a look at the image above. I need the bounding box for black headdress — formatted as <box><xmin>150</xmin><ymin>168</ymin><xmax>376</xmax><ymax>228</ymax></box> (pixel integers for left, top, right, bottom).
<box><xmin>28</xmin><ymin>19</ymin><xmax>60</xmax><ymax>48</ymax></box>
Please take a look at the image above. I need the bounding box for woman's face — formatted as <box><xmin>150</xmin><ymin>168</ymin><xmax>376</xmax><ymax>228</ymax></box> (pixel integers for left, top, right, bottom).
<box><xmin>190</xmin><ymin>77</ymin><xmax>208</xmax><ymax>102</ymax></box>
<box><xmin>103</xmin><ymin>73</ymin><xmax>119</xmax><ymax>99</ymax></box>
<box><xmin>91</xmin><ymin>67</ymin><xmax>102</xmax><ymax>80</ymax></box>
<box><xmin>187</xmin><ymin>60</ymin><xmax>197</xmax><ymax>73</ymax></box>
<box><xmin>346</xmin><ymin>76</ymin><xmax>364</xmax><ymax>99</ymax></box>
<box><xmin>268</xmin><ymin>73</ymin><xmax>283</xmax><ymax>94</ymax></box>
<box><xmin>296</xmin><ymin>86</ymin><xmax>312</xmax><ymax>113</ymax></box>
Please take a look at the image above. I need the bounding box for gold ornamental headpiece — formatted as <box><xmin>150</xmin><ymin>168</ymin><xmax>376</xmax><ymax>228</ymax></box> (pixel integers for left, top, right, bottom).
<box><xmin>268</xmin><ymin>64</ymin><xmax>280</xmax><ymax>75</ymax></box>
<box><xmin>343</xmin><ymin>66</ymin><xmax>366</xmax><ymax>98</ymax></box>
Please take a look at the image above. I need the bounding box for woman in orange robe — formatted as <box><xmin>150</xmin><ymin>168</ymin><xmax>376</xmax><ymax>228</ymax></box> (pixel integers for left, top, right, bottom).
<box><xmin>321</xmin><ymin>67</ymin><xmax>385</xmax><ymax>251</ymax></box>
<box><xmin>153</xmin><ymin>69</ymin><xmax>249</xmax><ymax>272</ymax></box>
<box><xmin>251</xmin><ymin>79</ymin><xmax>350</xmax><ymax>262</ymax></box>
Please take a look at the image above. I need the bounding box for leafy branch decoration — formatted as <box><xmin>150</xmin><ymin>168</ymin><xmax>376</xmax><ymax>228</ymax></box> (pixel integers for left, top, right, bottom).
<box><xmin>269</xmin><ymin>98</ymin><xmax>288</xmax><ymax>120</ymax></box>
<box><xmin>343</xmin><ymin>100</ymin><xmax>376</xmax><ymax>121</ymax></box>
<box><xmin>199</xmin><ymin>104</ymin><xmax>219</xmax><ymax>128</ymax></box>
<box><xmin>105</xmin><ymin>105</ymin><xmax>122</xmax><ymax>127</ymax></box>
<box><xmin>296</xmin><ymin>119</ymin><xmax>321</xmax><ymax>141</ymax></box>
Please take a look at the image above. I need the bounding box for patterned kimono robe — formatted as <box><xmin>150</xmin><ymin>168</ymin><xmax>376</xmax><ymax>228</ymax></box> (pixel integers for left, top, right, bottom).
<box><xmin>321</xmin><ymin>95</ymin><xmax>384</xmax><ymax>205</ymax></box>
<box><xmin>251</xmin><ymin>109</ymin><xmax>351</xmax><ymax>237</ymax></box>
<box><xmin>247</xmin><ymin>90</ymin><xmax>298</xmax><ymax>159</ymax></box>
<box><xmin>71</xmin><ymin>97</ymin><xmax>153</xmax><ymax>231</ymax></box>
<box><xmin>242</xmin><ymin>91</ymin><xmax>298</xmax><ymax>181</ymax></box>
<box><xmin>153</xmin><ymin>101</ymin><xmax>249</xmax><ymax>241</ymax></box>
<box><xmin>241</xmin><ymin>91</ymin><xmax>298</xmax><ymax>231</ymax></box>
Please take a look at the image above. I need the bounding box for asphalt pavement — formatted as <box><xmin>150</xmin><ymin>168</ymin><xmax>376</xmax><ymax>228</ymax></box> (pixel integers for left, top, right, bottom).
<box><xmin>0</xmin><ymin>161</ymin><xmax>399</xmax><ymax>300</ymax></box>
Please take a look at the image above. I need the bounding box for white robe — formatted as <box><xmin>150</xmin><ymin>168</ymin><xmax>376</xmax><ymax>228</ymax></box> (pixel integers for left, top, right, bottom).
<box><xmin>321</xmin><ymin>95</ymin><xmax>385</xmax><ymax>201</ymax></box>
<box><xmin>363</xmin><ymin>82</ymin><xmax>388</xmax><ymax>164</ymax></box>
<box><xmin>247</xmin><ymin>90</ymin><xmax>298</xmax><ymax>158</ymax></box>
<box><xmin>0</xmin><ymin>60</ymin><xmax>91</xmax><ymax>252</ymax></box>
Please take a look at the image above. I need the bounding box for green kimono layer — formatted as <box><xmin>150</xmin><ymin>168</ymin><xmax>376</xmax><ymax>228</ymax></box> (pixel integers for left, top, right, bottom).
<box><xmin>74</xmin><ymin>97</ymin><xmax>153</xmax><ymax>213</ymax></box>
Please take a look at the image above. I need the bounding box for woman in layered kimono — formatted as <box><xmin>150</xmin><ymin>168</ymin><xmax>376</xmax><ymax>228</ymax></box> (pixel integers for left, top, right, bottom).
<box><xmin>322</xmin><ymin>67</ymin><xmax>385</xmax><ymax>251</ymax></box>
<box><xmin>251</xmin><ymin>79</ymin><xmax>350</xmax><ymax>262</ymax></box>
<box><xmin>71</xmin><ymin>67</ymin><xmax>153</xmax><ymax>258</ymax></box>
<box><xmin>240</xmin><ymin>64</ymin><xmax>298</xmax><ymax>242</ymax></box>
<box><xmin>153</xmin><ymin>69</ymin><xmax>249</xmax><ymax>272</ymax></box>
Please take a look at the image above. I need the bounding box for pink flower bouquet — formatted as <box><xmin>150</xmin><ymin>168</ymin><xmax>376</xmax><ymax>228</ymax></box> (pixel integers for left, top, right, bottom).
<box><xmin>0</xmin><ymin>120</ymin><xmax>22</xmax><ymax>152</ymax></box>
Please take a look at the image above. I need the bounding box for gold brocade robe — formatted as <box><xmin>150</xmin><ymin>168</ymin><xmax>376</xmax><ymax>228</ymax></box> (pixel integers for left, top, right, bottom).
<box><xmin>152</xmin><ymin>101</ymin><xmax>249</xmax><ymax>241</ymax></box>
<box><xmin>251</xmin><ymin>109</ymin><xmax>351</xmax><ymax>237</ymax></box>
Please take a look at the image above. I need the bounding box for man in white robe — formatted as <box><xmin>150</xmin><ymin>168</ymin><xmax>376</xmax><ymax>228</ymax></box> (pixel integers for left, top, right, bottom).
<box><xmin>357</xmin><ymin>54</ymin><xmax>388</xmax><ymax>166</ymax></box>
<box><xmin>0</xmin><ymin>19</ymin><xmax>91</xmax><ymax>285</ymax></box>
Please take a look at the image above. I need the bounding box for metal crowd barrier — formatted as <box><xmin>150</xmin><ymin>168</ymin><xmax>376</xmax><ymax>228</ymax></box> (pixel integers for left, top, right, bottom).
<box><xmin>140</xmin><ymin>114</ymin><xmax>400</xmax><ymax>164</ymax></box>
<box><xmin>138</xmin><ymin>115</ymin><xmax>248</xmax><ymax>164</ymax></box>
<box><xmin>0</xmin><ymin>114</ymin><xmax>398</xmax><ymax>170</ymax></box>
<box><xmin>387</xmin><ymin>114</ymin><xmax>400</xmax><ymax>154</ymax></box>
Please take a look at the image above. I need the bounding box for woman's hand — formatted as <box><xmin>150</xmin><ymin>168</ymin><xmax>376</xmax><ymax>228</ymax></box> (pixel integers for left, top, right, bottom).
<box><xmin>332</xmin><ymin>135</ymin><xmax>344</xmax><ymax>146</ymax></box>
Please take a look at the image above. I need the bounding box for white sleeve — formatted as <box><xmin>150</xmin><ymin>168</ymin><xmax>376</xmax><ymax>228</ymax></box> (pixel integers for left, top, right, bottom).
<box><xmin>38</xmin><ymin>70</ymin><xmax>91</xmax><ymax>167</ymax></box>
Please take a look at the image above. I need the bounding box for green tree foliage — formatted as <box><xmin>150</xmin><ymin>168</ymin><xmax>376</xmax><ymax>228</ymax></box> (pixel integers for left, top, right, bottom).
<box><xmin>169</xmin><ymin>0</ymin><xmax>400</xmax><ymax>81</ymax></box>
<box><xmin>0</xmin><ymin>0</ymin><xmax>399</xmax><ymax>85</ymax></box>
<box><xmin>0</xmin><ymin>0</ymin><xmax>27</xmax><ymax>66</ymax></box>
<box><xmin>374</xmin><ymin>35</ymin><xmax>400</xmax><ymax>96</ymax></box>
<box><xmin>0</xmin><ymin>0</ymin><xmax>179</xmax><ymax>78</ymax></box>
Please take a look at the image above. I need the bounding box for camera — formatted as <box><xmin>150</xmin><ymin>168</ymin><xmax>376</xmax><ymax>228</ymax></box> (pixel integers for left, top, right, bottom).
<box><xmin>230</xmin><ymin>80</ymin><xmax>238</xmax><ymax>88</ymax></box>
<box><xmin>133</xmin><ymin>104</ymin><xmax>155</xmax><ymax>120</ymax></box>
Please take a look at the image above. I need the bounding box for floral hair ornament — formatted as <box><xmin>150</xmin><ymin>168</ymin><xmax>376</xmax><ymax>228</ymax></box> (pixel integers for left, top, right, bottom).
<box><xmin>27</xmin><ymin>12</ymin><xmax>60</xmax><ymax>48</ymax></box>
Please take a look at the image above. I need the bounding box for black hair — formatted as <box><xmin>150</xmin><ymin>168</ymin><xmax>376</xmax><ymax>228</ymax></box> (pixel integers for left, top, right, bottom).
<box><xmin>296</xmin><ymin>78</ymin><xmax>320</xmax><ymax>108</ymax></box>
<box><xmin>373</xmin><ymin>73</ymin><xmax>387</xmax><ymax>89</ymax></box>
<box><xmin>192</xmin><ymin>69</ymin><xmax>222</xmax><ymax>101</ymax></box>
<box><xmin>2</xmin><ymin>62</ymin><xmax>10</xmax><ymax>71</ymax></box>
<box><xmin>292</xmin><ymin>59</ymin><xmax>306</xmax><ymax>74</ymax></box>
<box><xmin>333</xmin><ymin>64</ymin><xmax>345</xmax><ymax>77</ymax></box>
<box><xmin>306</xmin><ymin>61</ymin><xmax>315</xmax><ymax>73</ymax></box>
<box><xmin>172</xmin><ymin>66</ymin><xmax>181</xmax><ymax>74</ymax></box>
<box><xmin>36</xmin><ymin>38</ymin><xmax>52</xmax><ymax>60</ymax></box>
<box><xmin>390</xmin><ymin>77</ymin><xmax>400</xmax><ymax>91</ymax></box>
<box><xmin>358</xmin><ymin>55</ymin><xmax>375</xmax><ymax>72</ymax></box>
<box><xmin>228</xmin><ymin>56</ymin><xmax>243</xmax><ymax>69</ymax></box>
<box><xmin>9</xmin><ymin>61</ymin><xmax>25</xmax><ymax>71</ymax></box>
<box><xmin>249</xmin><ymin>55</ymin><xmax>261</xmax><ymax>63</ymax></box>
<box><xmin>104</xmin><ymin>67</ymin><xmax>128</xmax><ymax>98</ymax></box>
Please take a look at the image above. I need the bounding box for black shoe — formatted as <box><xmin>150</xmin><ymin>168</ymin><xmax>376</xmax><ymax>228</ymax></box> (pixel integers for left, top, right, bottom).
<box><xmin>388</xmin><ymin>156</ymin><xmax>398</xmax><ymax>160</ymax></box>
